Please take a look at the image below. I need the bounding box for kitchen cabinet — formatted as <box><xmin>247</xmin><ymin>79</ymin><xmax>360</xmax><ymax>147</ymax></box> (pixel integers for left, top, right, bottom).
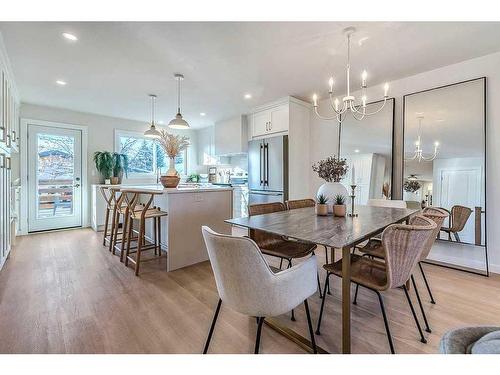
<box><xmin>1</xmin><ymin>69</ymin><xmax>19</xmax><ymax>153</ymax></box>
<box><xmin>250</xmin><ymin>103</ymin><xmax>289</xmax><ymax>138</ymax></box>
<box><xmin>214</xmin><ymin>115</ymin><xmax>248</xmax><ymax>155</ymax></box>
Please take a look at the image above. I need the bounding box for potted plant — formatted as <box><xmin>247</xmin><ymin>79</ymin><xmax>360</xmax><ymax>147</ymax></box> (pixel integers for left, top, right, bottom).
<box><xmin>111</xmin><ymin>152</ymin><xmax>128</xmax><ymax>184</ymax></box>
<box><xmin>312</xmin><ymin>156</ymin><xmax>349</xmax><ymax>213</ymax></box>
<box><xmin>333</xmin><ymin>194</ymin><xmax>347</xmax><ymax>217</ymax></box>
<box><xmin>157</xmin><ymin>130</ymin><xmax>190</xmax><ymax>188</ymax></box>
<box><xmin>315</xmin><ymin>194</ymin><xmax>329</xmax><ymax>216</ymax></box>
<box><xmin>93</xmin><ymin>151</ymin><xmax>114</xmax><ymax>184</ymax></box>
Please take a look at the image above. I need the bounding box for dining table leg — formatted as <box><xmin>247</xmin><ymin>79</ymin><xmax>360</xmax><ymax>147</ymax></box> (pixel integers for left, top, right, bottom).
<box><xmin>341</xmin><ymin>245</ymin><xmax>351</xmax><ymax>354</ymax></box>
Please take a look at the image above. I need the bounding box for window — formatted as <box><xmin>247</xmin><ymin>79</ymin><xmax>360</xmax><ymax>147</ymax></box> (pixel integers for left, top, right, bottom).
<box><xmin>115</xmin><ymin>130</ymin><xmax>187</xmax><ymax>177</ymax></box>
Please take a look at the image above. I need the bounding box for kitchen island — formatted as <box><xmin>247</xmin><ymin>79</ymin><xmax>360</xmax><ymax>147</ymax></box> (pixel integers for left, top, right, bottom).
<box><xmin>91</xmin><ymin>183</ymin><xmax>233</xmax><ymax>271</ymax></box>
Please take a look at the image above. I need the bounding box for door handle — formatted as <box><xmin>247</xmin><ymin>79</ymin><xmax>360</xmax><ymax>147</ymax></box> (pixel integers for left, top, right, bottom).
<box><xmin>264</xmin><ymin>143</ymin><xmax>269</xmax><ymax>186</ymax></box>
<box><xmin>269</xmin><ymin>121</ymin><xmax>272</xmax><ymax>130</ymax></box>
<box><xmin>74</xmin><ymin>184</ymin><xmax>81</xmax><ymax>188</ymax></box>
<box><xmin>259</xmin><ymin>144</ymin><xmax>263</xmax><ymax>185</ymax></box>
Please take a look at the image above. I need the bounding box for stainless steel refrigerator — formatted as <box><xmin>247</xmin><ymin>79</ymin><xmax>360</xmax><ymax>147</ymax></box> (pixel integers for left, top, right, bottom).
<box><xmin>248</xmin><ymin>135</ymin><xmax>288</xmax><ymax>205</ymax></box>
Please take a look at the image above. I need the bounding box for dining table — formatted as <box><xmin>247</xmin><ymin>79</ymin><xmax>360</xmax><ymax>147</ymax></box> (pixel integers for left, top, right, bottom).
<box><xmin>226</xmin><ymin>204</ymin><xmax>418</xmax><ymax>354</ymax></box>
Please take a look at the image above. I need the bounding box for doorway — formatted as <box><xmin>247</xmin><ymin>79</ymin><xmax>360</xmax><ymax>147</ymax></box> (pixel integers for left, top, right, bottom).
<box><xmin>27</xmin><ymin>123</ymin><xmax>83</xmax><ymax>232</ymax></box>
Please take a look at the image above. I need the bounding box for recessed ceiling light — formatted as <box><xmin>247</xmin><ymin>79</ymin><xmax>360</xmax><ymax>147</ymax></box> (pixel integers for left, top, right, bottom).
<box><xmin>62</xmin><ymin>33</ymin><xmax>78</xmax><ymax>41</ymax></box>
<box><xmin>354</xmin><ymin>149</ymin><xmax>360</xmax><ymax>153</ymax></box>
<box><xmin>244</xmin><ymin>93</ymin><xmax>252</xmax><ymax>99</ymax></box>
<box><xmin>56</xmin><ymin>80</ymin><xmax>67</xmax><ymax>86</ymax></box>
<box><xmin>200</xmin><ymin>112</ymin><xmax>206</xmax><ymax>116</ymax></box>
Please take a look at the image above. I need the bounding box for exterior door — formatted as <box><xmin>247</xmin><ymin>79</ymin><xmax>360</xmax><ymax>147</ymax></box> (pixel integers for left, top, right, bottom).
<box><xmin>28</xmin><ymin>124</ymin><xmax>82</xmax><ymax>232</ymax></box>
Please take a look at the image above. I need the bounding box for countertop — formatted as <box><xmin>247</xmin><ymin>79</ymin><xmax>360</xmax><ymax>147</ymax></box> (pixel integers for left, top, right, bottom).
<box><xmin>91</xmin><ymin>183</ymin><xmax>233</xmax><ymax>194</ymax></box>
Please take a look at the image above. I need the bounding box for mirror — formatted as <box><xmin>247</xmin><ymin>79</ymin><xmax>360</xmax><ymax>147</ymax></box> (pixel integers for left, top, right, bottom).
<box><xmin>403</xmin><ymin>78</ymin><xmax>488</xmax><ymax>275</ymax></box>
<box><xmin>340</xmin><ymin>98</ymin><xmax>395</xmax><ymax>204</ymax></box>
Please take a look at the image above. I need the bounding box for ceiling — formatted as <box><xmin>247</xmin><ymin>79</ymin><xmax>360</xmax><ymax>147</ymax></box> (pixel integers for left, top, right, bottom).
<box><xmin>1</xmin><ymin>22</ymin><xmax>500</xmax><ymax>129</ymax></box>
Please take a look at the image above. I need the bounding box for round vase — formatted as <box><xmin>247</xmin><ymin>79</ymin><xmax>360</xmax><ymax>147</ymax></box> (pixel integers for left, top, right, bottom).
<box><xmin>160</xmin><ymin>175</ymin><xmax>180</xmax><ymax>188</ymax></box>
<box><xmin>317</xmin><ymin>182</ymin><xmax>349</xmax><ymax>213</ymax></box>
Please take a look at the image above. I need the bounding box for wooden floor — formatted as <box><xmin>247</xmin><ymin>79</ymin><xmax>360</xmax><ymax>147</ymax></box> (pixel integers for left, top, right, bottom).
<box><xmin>1</xmin><ymin>228</ymin><xmax>499</xmax><ymax>354</ymax></box>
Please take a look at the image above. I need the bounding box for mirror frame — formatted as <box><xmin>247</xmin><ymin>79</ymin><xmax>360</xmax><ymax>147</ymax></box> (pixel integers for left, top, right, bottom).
<box><xmin>339</xmin><ymin>97</ymin><xmax>396</xmax><ymax>198</ymax></box>
<box><xmin>401</xmin><ymin>77</ymin><xmax>488</xmax><ymax>276</ymax></box>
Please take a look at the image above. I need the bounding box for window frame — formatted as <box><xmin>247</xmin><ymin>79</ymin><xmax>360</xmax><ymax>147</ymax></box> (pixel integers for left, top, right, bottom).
<box><xmin>114</xmin><ymin>129</ymin><xmax>188</xmax><ymax>179</ymax></box>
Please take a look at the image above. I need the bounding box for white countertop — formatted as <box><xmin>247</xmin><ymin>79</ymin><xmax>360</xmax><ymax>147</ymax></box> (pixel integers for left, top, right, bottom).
<box><xmin>92</xmin><ymin>183</ymin><xmax>233</xmax><ymax>194</ymax></box>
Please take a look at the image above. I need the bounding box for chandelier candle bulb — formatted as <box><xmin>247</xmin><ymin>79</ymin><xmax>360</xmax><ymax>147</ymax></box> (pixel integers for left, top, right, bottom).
<box><xmin>362</xmin><ymin>70</ymin><xmax>367</xmax><ymax>87</ymax></box>
<box><xmin>334</xmin><ymin>98</ymin><xmax>339</xmax><ymax>111</ymax></box>
<box><xmin>328</xmin><ymin>77</ymin><xmax>334</xmax><ymax>93</ymax></box>
<box><xmin>313</xmin><ymin>94</ymin><xmax>318</xmax><ymax>107</ymax></box>
<box><xmin>384</xmin><ymin>82</ymin><xmax>389</xmax><ymax>97</ymax></box>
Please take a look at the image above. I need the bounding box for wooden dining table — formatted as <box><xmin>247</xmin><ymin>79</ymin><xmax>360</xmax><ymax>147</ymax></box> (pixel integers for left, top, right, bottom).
<box><xmin>226</xmin><ymin>204</ymin><xmax>418</xmax><ymax>354</ymax></box>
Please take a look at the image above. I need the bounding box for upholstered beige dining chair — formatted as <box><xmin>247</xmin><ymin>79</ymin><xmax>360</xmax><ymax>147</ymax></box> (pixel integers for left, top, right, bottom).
<box><xmin>201</xmin><ymin>226</ymin><xmax>318</xmax><ymax>354</ymax></box>
<box><xmin>315</xmin><ymin>215</ymin><xmax>436</xmax><ymax>354</ymax></box>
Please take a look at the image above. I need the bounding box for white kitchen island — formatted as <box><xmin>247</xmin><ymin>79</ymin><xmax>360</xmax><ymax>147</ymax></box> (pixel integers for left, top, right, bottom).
<box><xmin>91</xmin><ymin>183</ymin><xmax>233</xmax><ymax>271</ymax></box>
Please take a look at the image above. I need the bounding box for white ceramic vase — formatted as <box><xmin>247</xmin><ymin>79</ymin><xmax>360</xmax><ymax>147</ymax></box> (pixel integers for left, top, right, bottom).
<box><xmin>166</xmin><ymin>157</ymin><xmax>178</xmax><ymax>176</ymax></box>
<box><xmin>317</xmin><ymin>182</ymin><xmax>349</xmax><ymax>213</ymax></box>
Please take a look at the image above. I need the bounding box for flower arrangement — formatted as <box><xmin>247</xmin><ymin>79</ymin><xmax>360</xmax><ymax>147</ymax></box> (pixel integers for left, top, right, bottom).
<box><xmin>157</xmin><ymin>129</ymin><xmax>190</xmax><ymax>159</ymax></box>
<box><xmin>403</xmin><ymin>180</ymin><xmax>421</xmax><ymax>193</ymax></box>
<box><xmin>312</xmin><ymin>156</ymin><xmax>348</xmax><ymax>183</ymax></box>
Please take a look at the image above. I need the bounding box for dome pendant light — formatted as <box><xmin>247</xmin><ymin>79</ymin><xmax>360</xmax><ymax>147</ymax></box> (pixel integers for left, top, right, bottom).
<box><xmin>144</xmin><ymin>94</ymin><xmax>161</xmax><ymax>138</ymax></box>
<box><xmin>168</xmin><ymin>73</ymin><xmax>190</xmax><ymax>129</ymax></box>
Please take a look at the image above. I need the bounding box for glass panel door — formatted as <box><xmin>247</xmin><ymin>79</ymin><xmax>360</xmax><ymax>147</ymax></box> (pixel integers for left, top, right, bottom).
<box><xmin>28</xmin><ymin>124</ymin><xmax>82</xmax><ymax>232</ymax></box>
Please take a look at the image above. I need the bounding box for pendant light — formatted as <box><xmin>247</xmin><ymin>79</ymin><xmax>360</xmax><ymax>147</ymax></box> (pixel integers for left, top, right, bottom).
<box><xmin>144</xmin><ymin>94</ymin><xmax>161</xmax><ymax>138</ymax></box>
<box><xmin>168</xmin><ymin>73</ymin><xmax>190</xmax><ymax>129</ymax></box>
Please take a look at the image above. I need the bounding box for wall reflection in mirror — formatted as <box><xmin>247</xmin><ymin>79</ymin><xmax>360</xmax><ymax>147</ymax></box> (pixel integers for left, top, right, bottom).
<box><xmin>340</xmin><ymin>98</ymin><xmax>394</xmax><ymax>204</ymax></box>
<box><xmin>403</xmin><ymin>78</ymin><xmax>487</xmax><ymax>275</ymax></box>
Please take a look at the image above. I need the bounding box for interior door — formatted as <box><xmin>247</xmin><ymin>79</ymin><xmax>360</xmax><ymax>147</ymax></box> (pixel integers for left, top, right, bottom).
<box><xmin>439</xmin><ymin>168</ymin><xmax>481</xmax><ymax>244</ymax></box>
<box><xmin>28</xmin><ymin>124</ymin><xmax>82</xmax><ymax>232</ymax></box>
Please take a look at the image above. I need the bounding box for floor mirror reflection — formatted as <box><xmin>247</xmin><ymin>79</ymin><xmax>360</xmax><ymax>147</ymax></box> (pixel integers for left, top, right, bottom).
<box><xmin>403</xmin><ymin>77</ymin><xmax>488</xmax><ymax>275</ymax></box>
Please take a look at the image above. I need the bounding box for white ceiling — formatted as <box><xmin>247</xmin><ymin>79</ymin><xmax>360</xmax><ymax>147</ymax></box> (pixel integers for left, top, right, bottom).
<box><xmin>1</xmin><ymin>22</ymin><xmax>500</xmax><ymax>128</ymax></box>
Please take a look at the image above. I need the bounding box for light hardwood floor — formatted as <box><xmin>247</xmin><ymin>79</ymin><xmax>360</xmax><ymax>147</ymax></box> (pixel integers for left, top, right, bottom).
<box><xmin>0</xmin><ymin>228</ymin><xmax>499</xmax><ymax>354</ymax></box>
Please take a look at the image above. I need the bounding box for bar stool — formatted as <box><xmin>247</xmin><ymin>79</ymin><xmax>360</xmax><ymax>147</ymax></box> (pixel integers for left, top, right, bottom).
<box><xmin>121</xmin><ymin>189</ymin><xmax>168</xmax><ymax>276</ymax></box>
<box><xmin>99</xmin><ymin>186</ymin><xmax>124</xmax><ymax>253</ymax></box>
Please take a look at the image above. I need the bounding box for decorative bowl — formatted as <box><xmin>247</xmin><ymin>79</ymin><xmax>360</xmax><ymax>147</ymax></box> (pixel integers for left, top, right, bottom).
<box><xmin>160</xmin><ymin>175</ymin><xmax>181</xmax><ymax>188</ymax></box>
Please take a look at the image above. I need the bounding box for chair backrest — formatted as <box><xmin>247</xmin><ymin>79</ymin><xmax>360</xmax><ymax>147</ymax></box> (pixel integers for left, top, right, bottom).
<box><xmin>286</xmin><ymin>199</ymin><xmax>316</xmax><ymax>210</ymax></box>
<box><xmin>450</xmin><ymin>205</ymin><xmax>472</xmax><ymax>232</ymax></box>
<box><xmin>421</xmin><ymin>207</ymin><xmax>449</xmax><ymax>260</ymax></box>
<box><xmin>247</xmin><ymin>202</ymin><xmax>286</xmax><ymax>246</ymax></box>
<box><xmin>120</xmin><ymin>189</ymin><xmax>162</xmax><ymax>218</ymax></box>
<box><xmin>201</xmin><ymin>226</ymin><xmax>275</xmax><ymax>314</ymax></box>
<box><xmin>382</xmin><ymin>215</ymin><xmax>436</xmax><ymax>289</ymax></box>
<box><xmin>99</xmin><ymin>186</ymin><xmax>115</xmax><ymax>210</ymax></box>
<box><xmin>368</xmin><ymin>199</ymin><xmax>407</xmax><ymax>209</ymax></box>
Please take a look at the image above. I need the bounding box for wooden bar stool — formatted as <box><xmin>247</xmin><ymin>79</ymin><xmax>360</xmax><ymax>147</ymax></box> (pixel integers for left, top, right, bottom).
<box><xmin>121</xmin><ymin>189</ymin><xmax>168</xmax><ymax>276</ymax></box>
<box><xmin>100</xmin><ymin>186</ymin><xmax>124</xmax><ymax>252</ymax></box>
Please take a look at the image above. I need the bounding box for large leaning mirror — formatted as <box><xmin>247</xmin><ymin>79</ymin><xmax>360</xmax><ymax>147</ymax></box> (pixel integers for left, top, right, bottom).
<box><xmin>340</xmin><ymin>98</ymin><xmax>395</xmax><ymax>204</ymax></box>
<box><xmin>403</xmin><ymin>78</ymin><xmax>488</xmax><ymax>275</ymax></box>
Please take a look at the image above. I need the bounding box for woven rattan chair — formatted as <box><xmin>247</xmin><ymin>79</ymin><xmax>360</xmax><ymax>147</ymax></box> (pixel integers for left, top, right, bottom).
<box><xmin>315</xmin><ymin>215</ymin><xmax>436</xmax><ymax>353</ymax></box>
<box><xmin>439</xmin><ymin>205</ymin><xmax>472</xmax><ymax>242</ymax></box>
<box><xmin>248</xmin><ymin>202</ymin><xmax>319</xmax><ymax>320</ymax></box>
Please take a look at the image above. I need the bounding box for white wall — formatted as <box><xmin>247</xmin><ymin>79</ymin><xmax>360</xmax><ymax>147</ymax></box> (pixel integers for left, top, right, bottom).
<box><xmin>311</xmin><ymin>51</ymin><xmax>500</xmax><ymax>273</ymax></box>
<box><xmin>20</xmin><ymin>103</ymin><xmax>200</xmax><ymax>225</ymax></box>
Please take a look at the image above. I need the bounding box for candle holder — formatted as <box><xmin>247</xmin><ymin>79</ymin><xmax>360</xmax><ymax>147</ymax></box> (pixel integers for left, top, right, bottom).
<box><xmin>348</xmin><ymin>184</ymin><xmax>358</xmax><ymax>217</ymax></box>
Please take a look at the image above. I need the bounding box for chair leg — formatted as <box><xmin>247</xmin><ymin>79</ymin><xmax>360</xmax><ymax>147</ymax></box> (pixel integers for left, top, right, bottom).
<box><xmin>111</xmin><ymin>211</ymin><xmax>121</xmax><ymax>255</ymax></box>
<box><xmin>402</xmin><ymin>285</ymin><xmax>427</xmax><ymax>344</ymax></box>
<box><xmin>303</xmin><ymin>299</ymin><xmax>317</xmax><ymax>354</ymax></box>
<box><xmin>375</xmin><ymin>291</ymin><xmax>395</xmax><ymax>354</ymax></box>
<box><xmin>124</xmin><ymin>217</ymin><xmax>134</xmax><ymax>267</ymax></box>
<box><xmin>454</xmin><ymin>232</ymin><xmax>461</xmax><ymax>242</ymax></box>
<box><xmin>418</xmin><ymin>262</ymin><xmax>436</xmax><ymax>304</ymax></box>
<box><xmin>153</xmin><ymin>217</ymin><xmax>158</xmax><ymax>256</ymax></box>
<box><xmin>316</xmin><ymin>272</ymin><xmax>323</xmax><ymax>299</ymax></box>
<box><xmin>203</xmin><ymin>298</ymin><xmax>222</xmax><ymax>354</ymax></box>
<box><xmin>353</xmin><ymin>283</ymin><xmax>360</xmax><ymax>305</ymax></box>
<box><xmin>108</xmin><ymin>208</ymin><xmax>117</xmax><ymax>252</ymax></box>
<box><xmin>315</xmin><ymin>273</ymin><xmax>330</xmax><ymax>335</ymax></box>
<box><xmin>134</xmin><ymin>220</ymin><xmax>145</xmax><ymax>276</ymax></box>
<box><xmin>411</xmin><ymin>275</ymin><xmax>431</xmax><ymax>333</ymax></box>
<box><xmin>287</xmin><ymin>259</ymin><xmax>296</xmax><ymax>322</ymax></box>
<box><xmin>254</xmin><ymin>317</ymin><xmax>265</xmax><ymax>354</ymax></box>
<box><xmin>279</xmin><ymin>258</ymin><xmax>283</xmax><ymax>269</ymax></box>
<box><xmin>103</xmin><ymin>208</ymin><xmax>110</xmax><ymax>246</ymax></box>
<box><xmin>119</xmin><ymin>214</ymin><xmax>129</xmax><ymax>262</ymax></box>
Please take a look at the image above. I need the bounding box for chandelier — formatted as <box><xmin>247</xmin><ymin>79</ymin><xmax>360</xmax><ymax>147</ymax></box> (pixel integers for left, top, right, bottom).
<box><xmin>313</xmin><ymin>27</ymin><xmax>389</xmax><ymax>123</ymax></box>
<box><xmin>405</xmin><ymin>116</ymin><xmax>439</xmax><ymax>162</ymax></box>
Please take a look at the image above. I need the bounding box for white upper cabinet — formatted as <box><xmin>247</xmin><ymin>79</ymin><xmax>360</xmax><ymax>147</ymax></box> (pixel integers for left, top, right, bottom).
<box><xmin>249</xmin><ymin>98</ymin><xmax>298</xmax><ymax>138</ymax></box>
<box><xmin>214</xmin><ymin>115</ymin><xmax>248</xmax><ymax>156</ymax></box>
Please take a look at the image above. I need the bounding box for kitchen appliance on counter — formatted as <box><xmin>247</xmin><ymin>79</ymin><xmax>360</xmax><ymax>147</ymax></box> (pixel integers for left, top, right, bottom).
<box><xmin>208</xmin><ymin>167</ymin><xmax>217</xmax><ymax>183</ymax></box>
<box><xmin>248</xmin><ymin>135</ymin><xmax>288</xmax><ymax>205</ymax></box>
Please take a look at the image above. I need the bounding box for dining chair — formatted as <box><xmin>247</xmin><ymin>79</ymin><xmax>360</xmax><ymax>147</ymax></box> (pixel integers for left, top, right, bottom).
<box><xmin>201</xmin><ymin>226</ymin><xmax>318</xmax><ymax>354</ymax></box>
<box><xmin>286</xmin><ymin>198</ymin><xmax>332</xmax><ymax>295</ymax></box>
<box><xmin>438</xmin><ymin>205</ymin><xmax>472</xmax><ymax>242</ymax></box>
<box><xmin>121</xmin><ymin>189</ymin><xmax>168</xmax><ymax>276</ymax></box>
<box><xmin>248</xmin><ymin>202</ymin><xmax>320</xmax><ymax>318</ymax></box>
<box><xmin>315</xmin><ymin>215</ymin><xmax>436</xmax><ymax>354</ymax></box>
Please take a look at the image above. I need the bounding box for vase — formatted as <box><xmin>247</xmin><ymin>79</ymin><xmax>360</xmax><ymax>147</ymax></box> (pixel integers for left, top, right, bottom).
<box><xmin>315</xmin><ymin>204</ymin><xmax>328</xmax><ymax>216</ymax></box>
<box><xmin>334</xmin><ymin>204</ymin><xmax>347</xmax><ymax>217</ymax></box>
<box><xmin>166</xmin><ymin>157</ymin><xmax>178</xmax><ymax>177</ymax></box>
<box><xmin>160</xmin><ymin>175</ymin><xmax>180</xmax><ymax>188</ymax></box>
<box><xmin>317</xmin><ymin>182</ymin><xmax>349</xmax><ymax>213</ymax></box>
<box><xmin>110</xmin><ymin>177</ymin><xmax>120</xmax><ymax>185</ymax></box>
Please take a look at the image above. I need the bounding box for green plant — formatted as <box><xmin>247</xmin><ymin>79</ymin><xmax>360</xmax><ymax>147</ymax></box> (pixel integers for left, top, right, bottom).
<box><xmin>334</xmin><ymin>194</ymin><xmax>346</xmax><ymax>205</ymax></box>
<box><xmin>316</xmin><ymin>194</ymin><xmax>328</xmax><ymax>205</ymax></box>
<box><xmin>93</xmin><ymin>151</ymin><xmax>114</xmax><ymax>180</ymax></box>
<box><xmin>187</xmin><ymin>173</ymin><xmax>200</xmax><ymax>183</ymax></box>
<box><xmin>112</xmin><ymin>152</ymin><xmax>129</xmax><ymax>178</ymax></box>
